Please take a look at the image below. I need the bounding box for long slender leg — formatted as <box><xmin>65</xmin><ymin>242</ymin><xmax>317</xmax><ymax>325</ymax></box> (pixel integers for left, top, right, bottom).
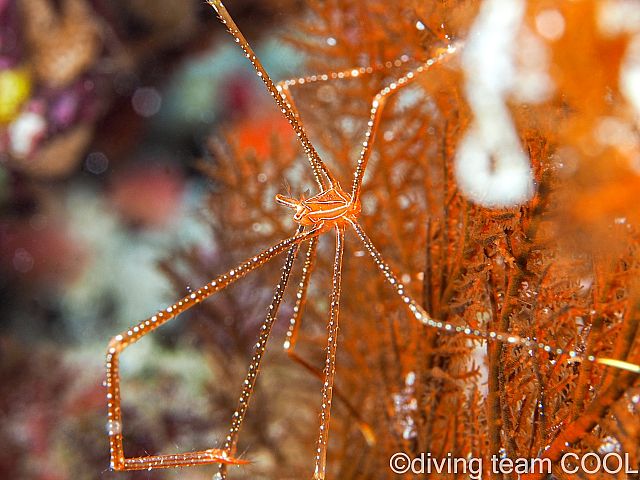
<box><xmin>283</xmin><ymin>237</ymin><xmax>318</xmax><ymax>353</ymax></box>
<box><xmin>106</xmin><ymin>227</ymin><xmax>319</xmax><ymax>471</ymax></box>
<box><xmin>218</xmin><ymin>225</ymin><xmax>306</xmax><ymax>479</ymax></box>
<box><xmin>347</xmin><ymin>218</ymin><xmax>640</xmax><ymax>372</ymax></box>
<box><xmin>313</xmin><ymin>224</ymin><xmax>345</xmax><ymax>480</ymax></box>
<box><xmin>283</xmin><ymin>237</ymin><xmax>376</xmax><ymax>446</ymax></box>
<box><xmin>350</xmin><ymin>44</ymin><xmax>461</xmax><ymax>202</ymax></box>
<box><xmin>274</xmin><ymin>55</ymin><xmax>415</xmax><ymax>137</ymax></box>
<box><xmin>207</xmin><ymin>0</ymin><xmax>335</xmax><ymax>191</ymax></box>
<box><xmin>279</xmin><ymin>56</ymin><xmax>415</xmax><ymax>91</ymax></box>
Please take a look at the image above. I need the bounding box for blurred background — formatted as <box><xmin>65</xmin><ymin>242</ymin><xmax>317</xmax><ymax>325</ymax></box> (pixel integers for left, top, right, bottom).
<box><xmin>0</xmin><ymin>0</ymin><xmax>307</xmax><ymax>478</ymax></box>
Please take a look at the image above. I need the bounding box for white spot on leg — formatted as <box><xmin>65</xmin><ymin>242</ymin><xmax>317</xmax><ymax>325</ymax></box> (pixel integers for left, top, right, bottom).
<box><xmin>106</xmin><ymin>420</ymin><xmax>122</xmax><ymax>435</ymax></box>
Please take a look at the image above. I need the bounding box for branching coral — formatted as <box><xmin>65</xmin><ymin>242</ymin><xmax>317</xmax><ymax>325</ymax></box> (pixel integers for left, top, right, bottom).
<box><xmin>112</xmin><ymin>0</ymin><xmax>640</xmax><ymax>479</ymax></box>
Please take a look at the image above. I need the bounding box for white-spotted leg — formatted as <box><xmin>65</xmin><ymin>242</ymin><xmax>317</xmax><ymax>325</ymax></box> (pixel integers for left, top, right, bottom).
<box><xmin>106</xmin><ymin>227</ymin><xmax>318</xmax><ymax>471</ymax></box>
<box><xmin>350</xmin><ymin>44</ymin><xmax>461</xmax><ymax>201</ymax></box>
<box><xmin>207</xmin><ymin>0</ymin><xmax>335</xmax><ymax>191</ymax></box>
<box><xmin>283</xmin><ymin>237</ymin><xmax>376</xmax><ymax>446</ymax></box>
<box><xmin>313</xmin><ymin>224</ymin><xmax>346</xmax><ymax>480</ymax></box>
<box><xmin>346</xmin><ymin>217</ymin><xmax>640</xmax><ymax>373</ymax></box>
<box><xmin>283</xmin><ymin>237</ymin><xmax>318</xmax><ymax>355</ymax></box>
<box><xmin>217</xmin><ymin>225</ymin><xmax>312</xmax><ymax>478</ymax></box>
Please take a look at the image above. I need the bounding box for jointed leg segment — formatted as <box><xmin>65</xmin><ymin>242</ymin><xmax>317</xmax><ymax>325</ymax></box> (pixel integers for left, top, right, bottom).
<box><xmin>282</xmin><ymin>237</ymin><xmax>376</xmax><ymax>446</ymax></box>
<box><xmin>313</xmin><ymin>225</ymin><xmax>345</xmax><ymax>480</ymax></box>
<box><xmin>350</xmin><ymin>44</ymin><xmax>461</xmax><ymax>201</ymax></box>
<box><xmin>106</xmin><ymin>227</ymin><xmax>318</xmax><ymax>471</ymax></box>
<box><xmin>107</xmin><ymin>1</ymin><xmax>640</xmax><ymax>479</ymax></box>
<box><xmin>218</xmin><ymin>225</ymin><xmax>307</xmax><ymax>478</ymax></box>
<box><xmin>207</xmin><ymin>0</ymin><xmax>334</xmax><ymax>191</ymax></box>
<box><xmin>347</xmin><ymin>218</ymin><xmax>640</xmax><ymax>373</ymax></box>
